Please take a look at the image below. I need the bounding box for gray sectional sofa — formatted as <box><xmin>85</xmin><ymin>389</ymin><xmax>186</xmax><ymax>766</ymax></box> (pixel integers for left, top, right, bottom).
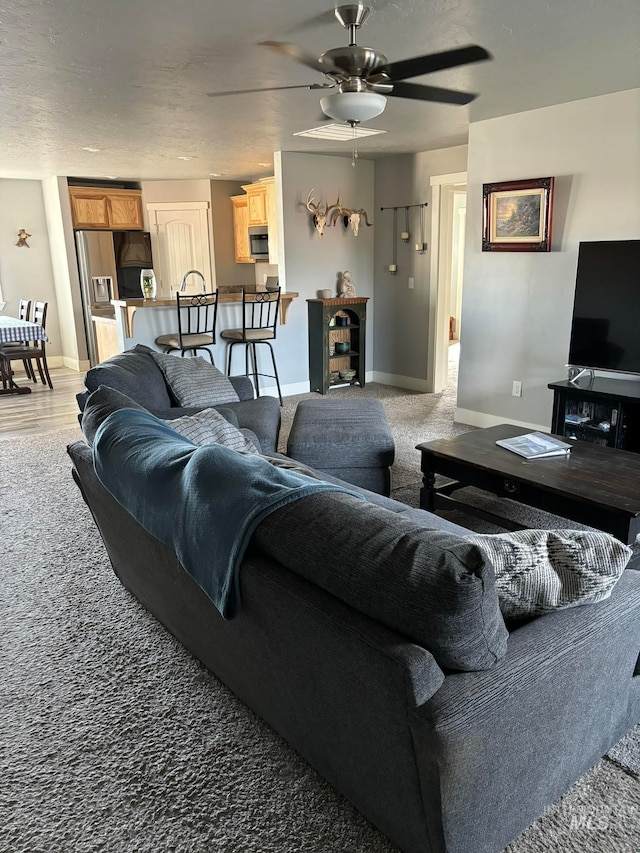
<box><xmin>67</xmin><ymin>388</ymin><xmax>640</xmax><ymax>853</ymax></box>
<box><xmin>77</xmin><ymin>344</ymin><xmax>281</xmax><ymax>453</ymax></box>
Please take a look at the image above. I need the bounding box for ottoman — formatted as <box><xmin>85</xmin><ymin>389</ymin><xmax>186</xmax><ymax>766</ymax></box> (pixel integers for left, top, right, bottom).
<box><xmin>286</xmin><ymin>398</ymin><xmax>395</xmax><ymax>496</ymax></box>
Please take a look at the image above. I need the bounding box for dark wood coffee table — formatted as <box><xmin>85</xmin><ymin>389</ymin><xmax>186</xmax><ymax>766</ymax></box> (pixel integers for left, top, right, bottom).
<box><xmin>417</xmin><ymin>424</ymin><xmax>640</xmax><ymax>563</ymax></box>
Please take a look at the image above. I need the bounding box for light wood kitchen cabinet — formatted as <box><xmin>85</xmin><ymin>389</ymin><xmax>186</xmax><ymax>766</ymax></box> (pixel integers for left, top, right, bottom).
<box><xmin>69</xmin><ymin>186</ymin><xmax>143</xmax><ymax>230</ymax></box>
<box><xmin>108</xmin><ymin>192</ymin><xmax>144</xmax><ymax>229</ymax></box>
<box><xmin>69</xmin><ymin>189</ymin><xmax>110</xmax><ymax>229</ymax></box>
<box><xmin>92</xmin><ymin>316</ymin><xmax>120</xmax><ymax>363</ymax></box>
<box><xmin>230</xmin><ymin>195</ymin><xmax>254</xmax><ymax>264</ymax></box>
<box><xmin>231</xmin><ymin>177</ymin><xmax>278</xmax><ymax>264</ymax></box>
<box><xmin>242</xmin><ymin>182</ymin><xmax>268</xmax><ymax>226</ymax></box>
<box><xmin>262</xmin><ymin>176</ymin><xmax>278</xmax><ymax>265</ymax></box>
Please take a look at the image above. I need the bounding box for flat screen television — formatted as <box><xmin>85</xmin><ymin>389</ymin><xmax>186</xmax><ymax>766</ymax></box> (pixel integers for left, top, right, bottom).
<box><xmin>568</xmin><ymin>239</ymin><xmax>640</xmax><ymax>374</ymax></box>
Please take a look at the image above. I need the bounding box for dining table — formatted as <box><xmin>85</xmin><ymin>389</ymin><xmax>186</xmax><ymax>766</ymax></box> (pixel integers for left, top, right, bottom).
<box><xmin>0</xmin><ymin>315</ymin><xmax>49</xmax><ymax>395</ymax></box>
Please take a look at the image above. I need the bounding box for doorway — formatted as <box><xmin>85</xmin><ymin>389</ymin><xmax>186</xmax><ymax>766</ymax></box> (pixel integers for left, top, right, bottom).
<box><xmin>428</xmin><ymin>171</ymin><xmax>467</xmax><ymax>394</ymax></box>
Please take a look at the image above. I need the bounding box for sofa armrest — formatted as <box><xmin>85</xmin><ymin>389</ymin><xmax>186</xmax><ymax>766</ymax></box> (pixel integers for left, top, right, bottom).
<box><xmin>76</xmin><ymin>390</ymin><xmax>89</xmax><ymax>412</ymax></box>
<box><xmin>219</xmin><ymin>397</ymin><xmax>281</xmax><ymax>453</ymax></box>
<box><xmin>229</xmin><ymin>375</ymin><xmax>254</xmax><ymax>401</ymax></box>
<box><xmin>426</xmin><ymin>569</ymin><xmax>640</xmax><ymax>720</ymax></box>
<box><xmin>409</xmin><ymin>569</ymin><xmax>640</xmax><ymax>853</ymax></box>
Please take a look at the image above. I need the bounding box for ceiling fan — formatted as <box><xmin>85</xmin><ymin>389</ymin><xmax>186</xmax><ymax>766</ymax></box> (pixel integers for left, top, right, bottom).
<box><xmin>207</xmin><ymin>3</ymin><xmax>491</xmax><ymax>125</ymax></box>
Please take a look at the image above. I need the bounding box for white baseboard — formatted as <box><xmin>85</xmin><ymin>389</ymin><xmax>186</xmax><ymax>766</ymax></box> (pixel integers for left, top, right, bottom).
<box><xmin>371</xmin><ymin>371</ymin><xmax>430</xmax><ymax>392</ymax></box>
<box><xmin>261</xmin><ymin>373</ymin><xmax>378</xmax><ymax>398</ymax></box>
<box><xmin>59</xmin><ymin>355</ymin><xmax>88</xmax><ymax>372</ymax></box>
<box><xmin>454</xmin><ymin>407</ymin><xmax>550</xmax><ymax>433</ymax></box>
<box><xmin>254</xmin><ymin>380</ymin><xmax>312</xmax><ymax>398</ymax></box>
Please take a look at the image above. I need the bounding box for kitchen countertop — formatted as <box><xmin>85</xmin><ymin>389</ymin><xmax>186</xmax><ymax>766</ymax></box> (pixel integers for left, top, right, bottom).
<box><xmin>112</xmin><ymin>291</ymin><xmax>299</xmax><ymax>337</ymax></box>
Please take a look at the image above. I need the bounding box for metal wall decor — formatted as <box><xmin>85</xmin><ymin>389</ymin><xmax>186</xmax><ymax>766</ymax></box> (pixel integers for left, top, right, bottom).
<box><xmin>401</xmin><ymin>208</ymin><xmax>410</xmax><ymax>242</ymax></box>
<box><xmin>416</xmin><ymin>204</ymin><xmax>427</xmax><ymax>253</ymax></box>
<box><xmin>380</xmin><ymin>202</ymin><xmax>428</xmax><ymax>274</ymax></box>
<box><xmin>389</xmin><ymin>209</ymin><xmax>398</xmax><ymax>274</ymax></box>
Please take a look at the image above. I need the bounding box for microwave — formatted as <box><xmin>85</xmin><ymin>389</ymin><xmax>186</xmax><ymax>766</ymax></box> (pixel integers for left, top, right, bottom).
<box><xmin>248</xmin><ymin>225</ymin><xmax>270</xmax><ymax>259</ymax></box>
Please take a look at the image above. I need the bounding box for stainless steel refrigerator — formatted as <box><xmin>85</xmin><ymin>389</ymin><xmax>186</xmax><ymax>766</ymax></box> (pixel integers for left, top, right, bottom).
<box><xmin>75</xmin><ymin>230</ymin><xmax>153</xmax><ymax>365</ymax></box>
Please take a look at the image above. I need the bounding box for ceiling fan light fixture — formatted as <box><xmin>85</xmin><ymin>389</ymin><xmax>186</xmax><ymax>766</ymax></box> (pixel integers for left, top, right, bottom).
<box><xmin>320</xmin><ymin>91</ymin><xmax>386</xmax><ymax>123</ymax></box>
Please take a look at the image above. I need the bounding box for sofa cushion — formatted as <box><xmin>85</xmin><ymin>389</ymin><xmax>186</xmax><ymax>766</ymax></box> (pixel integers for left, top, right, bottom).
<box><xmin>253</xmin><ymin>493</ymin><xmax>508</xmax><ymax>672</ymax></box>
<box><xmin>467</xmin><ymin>529</ymin><xmax>631</xmax><ymax>618</ymax></box>
<box><xmin>160</xmin><ymin>409</ymin><xmax>260</xmax><ymax>454</ymax></box>
<box><xmin>150</xmin><ymin>352</ymin><xmax>239</xmax><ymax>406</ymax></box>
<box><xmin>84</xmin><ymin>345</ymin><xmax>173</xmax><ymax>411</ymax></box>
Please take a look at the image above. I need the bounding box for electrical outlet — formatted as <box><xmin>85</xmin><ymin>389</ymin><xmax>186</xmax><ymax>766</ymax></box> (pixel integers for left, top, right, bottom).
<box><xmin>512</xmin><ymin>380</ymin><xmax>522</xmax><ymax>397</ymax></box>
<box><xmin>408</xmin><ymin>277</ymin><xmax>414</xmax><ymax>289</ymax></box>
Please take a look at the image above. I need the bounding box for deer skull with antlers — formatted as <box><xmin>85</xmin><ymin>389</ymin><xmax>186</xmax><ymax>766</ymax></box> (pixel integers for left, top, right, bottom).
<box><xmin>306</xmin><ymin>189</ymin><xmax>342</xmax><ymax>238</ymax></box>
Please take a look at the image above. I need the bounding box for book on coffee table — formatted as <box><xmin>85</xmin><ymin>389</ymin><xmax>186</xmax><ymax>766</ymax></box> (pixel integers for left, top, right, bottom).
<box><xmin>496</xmin><ymin>432</ymin><xmax>573</xmax><ymax>459</ymax></box>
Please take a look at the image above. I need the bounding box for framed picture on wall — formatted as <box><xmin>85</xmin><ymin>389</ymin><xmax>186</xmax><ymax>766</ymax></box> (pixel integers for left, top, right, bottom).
<box><xmin>482</xmin><ymin>177</ymin><xmax>555</xmax><ymax>252</ymax></box>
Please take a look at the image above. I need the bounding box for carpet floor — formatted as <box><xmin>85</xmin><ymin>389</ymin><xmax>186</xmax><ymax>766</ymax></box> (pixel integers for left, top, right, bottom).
<box><xmin>1</xmin><ymin>366</ymin><xmax>639</xmax><ymax>852</ymax></box>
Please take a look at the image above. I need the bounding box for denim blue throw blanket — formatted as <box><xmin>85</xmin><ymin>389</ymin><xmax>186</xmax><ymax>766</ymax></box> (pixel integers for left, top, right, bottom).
<box><xmin>93</xmin><ymin>409</ymin><xmax>360</xmax><ymax>619</ymax></box>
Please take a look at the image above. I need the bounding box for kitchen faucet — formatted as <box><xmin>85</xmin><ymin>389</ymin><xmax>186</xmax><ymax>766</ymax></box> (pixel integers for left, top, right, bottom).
<box><xmin>179</xmin><ymin>270</ymin><xmax>207</xmax><ymax>293</ymax></box>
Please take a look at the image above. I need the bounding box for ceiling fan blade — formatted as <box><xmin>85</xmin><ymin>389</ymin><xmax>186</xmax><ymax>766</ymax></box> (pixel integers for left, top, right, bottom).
<box><xmin>381</xmin><ymin>45</ymin><xmax>491</xmax><ymax>82</ymax></box>
<box><xmin>259</xmin><ymin>40</ymin><xmax>341</xmax><ymax>77</ymax></box>
<box><xmin>207</xmin><ymin>82</ymin><xmax>334</xmax><ymax>98</ymax></box>
<box><xmin>389</xmin><ymin>81</ymin><xmax>476</xmax><ymax>105</ymax></box>
<box><xmin>284</xmin><ymin>9</ymin><xmax>341</xmax><ymax>34</ymax></box>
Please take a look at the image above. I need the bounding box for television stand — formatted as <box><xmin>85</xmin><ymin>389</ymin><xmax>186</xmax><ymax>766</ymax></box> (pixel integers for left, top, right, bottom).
<box><xmin>549</xmin><ymin>376</ymin><xmax>640</xmax><ymax>454</ymax></box>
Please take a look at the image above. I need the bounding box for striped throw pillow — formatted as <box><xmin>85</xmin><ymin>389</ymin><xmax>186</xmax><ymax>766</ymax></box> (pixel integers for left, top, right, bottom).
<box><xmin>161</xmin><ymin>408</ymin><xmax>259</xmax><ymax>454</ymax></box>
<box><xmin>151</xmin><ymin>352</ymin><xmax>239</xmax><ymax>406</ymax></box>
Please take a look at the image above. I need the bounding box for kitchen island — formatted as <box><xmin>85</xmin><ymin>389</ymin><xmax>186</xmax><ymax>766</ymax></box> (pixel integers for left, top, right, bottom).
<box><xmin>103</xmin><ymin>290</ymin><xmax>299</xmax><ymax>365</ymax></box>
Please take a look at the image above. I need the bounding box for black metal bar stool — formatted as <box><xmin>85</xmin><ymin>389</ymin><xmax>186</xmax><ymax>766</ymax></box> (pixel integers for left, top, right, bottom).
<box><xmin>155</xmin><ymin>291</ymin><xmax>219</xmax><ymax>363</ymax></box>
<box><xmin>220</xmin><ymin>287</ymin><xmax>283</xmax><ymax>405</ymax></box>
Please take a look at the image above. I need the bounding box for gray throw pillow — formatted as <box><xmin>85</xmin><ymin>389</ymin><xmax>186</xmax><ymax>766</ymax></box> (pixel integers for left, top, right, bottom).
<box><xmin>161</xmin><ymin>408</ymin><xmax>260</xmax><ymax>454</ymax></box>
<box><xmin>150</xmin><ymin>352</ymin><xmax>240</xmax><ymax>407</ymax></box>
<box><xmin>467</xmin><ymin>529</ymin><xmax>632</xmax><ymax>618</ymax></box>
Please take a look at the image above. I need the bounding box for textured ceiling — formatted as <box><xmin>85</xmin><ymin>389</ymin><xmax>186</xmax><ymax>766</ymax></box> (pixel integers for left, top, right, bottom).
<box><xmin>0</xmin><ymin>0</ymin><xmax>638</xmax><ymax>183</ymax></box>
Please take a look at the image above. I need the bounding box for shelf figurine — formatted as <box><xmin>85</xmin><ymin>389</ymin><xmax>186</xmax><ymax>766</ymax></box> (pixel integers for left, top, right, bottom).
<box><xmin>337</xmin><ymin>270</ymin><xmax>356</xmax><ymax>298</ymax></box>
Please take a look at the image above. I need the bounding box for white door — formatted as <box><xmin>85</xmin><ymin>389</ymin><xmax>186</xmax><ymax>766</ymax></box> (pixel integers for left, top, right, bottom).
<box><xmin>428</xmin><ymin>172</ymin><xmax>467</xmax><ymax>393</ymax></box>
<box><xmin>147</xmin><ymin>202</ymin><xmax>212</xmax><ymax>296</ymax></box>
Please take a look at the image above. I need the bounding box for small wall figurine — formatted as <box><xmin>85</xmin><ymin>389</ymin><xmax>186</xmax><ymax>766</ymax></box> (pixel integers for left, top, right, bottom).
<box><xmin>337</xmin><ymin>270</ymin><xmax>357</xmax><ymax>298</ymax></box>
<box><xmin>16</xmin><ymin>229</ymin><xmax>31</xmax><ymax>248</ymax></box>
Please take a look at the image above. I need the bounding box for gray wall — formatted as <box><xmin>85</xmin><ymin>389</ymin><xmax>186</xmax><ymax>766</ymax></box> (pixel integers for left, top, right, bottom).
<box><xmin>210</xmin><ymin>179</ymin><xmax>255</xmax><ymax>289</ymax></box>
<box><xmin>458</xmin><ymin>88</ymin><xmax>640</xmax><ymax>430</ymax></box>
<box><xmin>373</xmin><ymin>146</ymin><xmax>468</xmax><ymax>387</ymax></box>
<box><xmin>0</xmin><ymin>178</ymin><xmax>63</xmax><ymax>363</ymax></box>
<box><xmin>275</xmin><ymin>151</ymin><xmax>375</xmax><ymax>392</ymax></box>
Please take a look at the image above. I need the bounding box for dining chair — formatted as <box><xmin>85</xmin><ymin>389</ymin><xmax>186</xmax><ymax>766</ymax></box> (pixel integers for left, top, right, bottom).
<box><xmin>220</xmin><ymin>287</ymin><xmax>282</xmax><ymax>405</ymax></box>
<box><xmin>154</xmin><ymin>291</ymin><xmax>219</xmax><ymax>363</ymax></box>
<box><xmin>1</xmin><ymin>299</ymin><xmax>35</xmax><ymax>383</ymax></box>
<box><xmin>0</xmin><ymin>301</ymin><xmax>53</xmax><ymax>389</ymax></box>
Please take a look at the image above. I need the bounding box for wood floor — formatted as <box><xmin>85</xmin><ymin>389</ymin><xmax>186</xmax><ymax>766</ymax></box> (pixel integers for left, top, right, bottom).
<box><xmin>0</xmin><ymin>366</ymin><xmax>86</xmax><ymax>439</ymax></box>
